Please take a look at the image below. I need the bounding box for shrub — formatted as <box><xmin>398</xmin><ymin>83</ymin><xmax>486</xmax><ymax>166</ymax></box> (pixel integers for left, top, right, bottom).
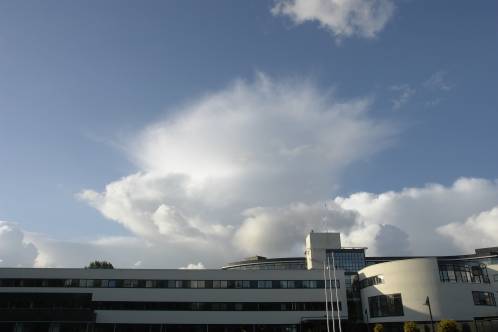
<box><xmin>373</xmin><ymin>323</ymin><xmax>384</xmax><ymax>332</ymax></box>
<box><xmin>404</xmin><ymin>321</ymin><xmax>420</xmax><ymax>332</ymax></box>
<box><xmin>437</xmin><ymin>320</ymin><xmax>459</xmax><ymax>332</ymax></box>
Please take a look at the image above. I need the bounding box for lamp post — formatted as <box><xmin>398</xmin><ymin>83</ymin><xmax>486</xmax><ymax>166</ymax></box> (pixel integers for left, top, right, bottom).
<box><xmin>423</xmin><ymin>296</ymin><xmax>435</xmax><ymax>332</ymax></box>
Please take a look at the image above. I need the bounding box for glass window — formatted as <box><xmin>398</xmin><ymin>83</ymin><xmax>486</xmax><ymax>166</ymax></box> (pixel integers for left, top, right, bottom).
<box><xmin>213</xmin><ymin>280</ymin><xmax>221</xmax><ymax>288</ymax></box>
<box><xmin>368</xmin><ymin>294</ymin><xmax>404</xmax><ymax>318</ymax></box>
<box><xmin>123</xmin><ymin>280</ymin><xmax>138</xmax><ymax>288</ymax></box>
<box><xmin>359</xmin><ymin>275</ymin><xmax>384</xmax><ymax>289</ymax></box>
<box><xmin>243</xmin><ymin>280</ymin><xmax>251</xmax><ymax>288</ymax></box>
<box><xmin>494</xmin><ymin>274</ymin><xmax>498</xmax><ymax>282</ymax></box>
<box><xmin>258</xmin><ymin>280</ymin><xmax>272</xmax><ymax>288</ymax></box>
<box><xmin>472</xmin><ymin>291</ymin><xmax>496</xmax><ymax>306</ymax></box>
<box><xmin>220</xmin><ymin>280</ymin><xmax>228</xmax><ymax>288</ymax></box>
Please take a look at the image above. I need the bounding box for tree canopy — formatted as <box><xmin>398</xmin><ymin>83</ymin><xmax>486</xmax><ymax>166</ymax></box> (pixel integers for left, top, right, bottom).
<box><xmin>85</xmin><ymin>260</ymin><xmax>114</xmax><ymax>269</ymax></box>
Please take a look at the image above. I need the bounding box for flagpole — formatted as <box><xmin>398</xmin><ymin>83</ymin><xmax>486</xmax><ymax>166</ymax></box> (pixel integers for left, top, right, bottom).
<box><xmin>331</xmin><ymin>252</ymin><xmax>342</xmax><ymax>332</ymax></box>
<box><xmin>323</xmin><ymin>260</ymin><xmax>330</xmax><ymax>332</ymax></box>
<box><xmin>327</xmin><ymin>257</ymin><xmax>336</xmax><ymax>332</ymax></box>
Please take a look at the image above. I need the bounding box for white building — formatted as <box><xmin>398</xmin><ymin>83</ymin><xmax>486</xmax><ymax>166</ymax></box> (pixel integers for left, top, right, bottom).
<box><xmin>1</xmin><ymin>232</ymin><xmax>497</xmax><ymax>332</ymax></box>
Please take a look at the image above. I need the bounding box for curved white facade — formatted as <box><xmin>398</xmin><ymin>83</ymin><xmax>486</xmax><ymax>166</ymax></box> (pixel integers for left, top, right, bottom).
<box><xmin>358</xmin><ymin>258</ymin><xmax>498</xmax><ymax>323</ymax></box>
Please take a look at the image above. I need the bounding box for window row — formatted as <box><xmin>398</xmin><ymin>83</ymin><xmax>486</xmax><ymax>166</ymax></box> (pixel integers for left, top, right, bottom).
<box><xmin>359</xmin><ymin>275</ymin><xmax>384</xmax><ymax>289</ymax></box>
<box><xmin>438</xmin><ymin>264</ymin><xmax>490</xmax><ymax>284</ymax></box>
<box><xmin>0</xmin><ymin>278</ymin><xmax>338</xmax><ymax>289</ymax></box>
<box><xmin>472</xmin><ymin>291</ymin><xmax>496</xmax><ymax>306</ymax></box>
<box><xmin>94</xmin><ymin>301</ymin><xmax>342</xmax><ymax>311</ymax></box>
<box><xmin>368</xmin><ymin>293</ymin><xmax>404</xmax><ymax>318</ymax></box>
<box><xmin>225</xmin><ymin>263</ymin><xmax>306</xmax><ymax>270</ymax></box>
<box><xmin>0</xmin><ymin>298</ymin><xmax>341</xmax><ymax>312</ymax></box>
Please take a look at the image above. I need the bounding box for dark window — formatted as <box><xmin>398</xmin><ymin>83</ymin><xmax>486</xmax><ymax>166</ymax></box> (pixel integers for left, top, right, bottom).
<box><xmin>368</xmin><ymin>293</ymin><xmax>404</xmax><ymax>318</ymax></box>
<box><xmin>327</xmin><ymin>249</ymin><xmax>366</xmax><ymax>273</ymax></box>
<box><xmin>439</xmin><ymin>263</ymin><xmax>489</xmax><ymax>284</ymax></box>
<box><xmin>472</xmin><ymin>291</ymin><xmax>496</xmax><ymax>306</ymax></box>
<box><xmin>359</xmin><ymin>275</ymin><xmax>384</xmax><ymax>289</ymax></box>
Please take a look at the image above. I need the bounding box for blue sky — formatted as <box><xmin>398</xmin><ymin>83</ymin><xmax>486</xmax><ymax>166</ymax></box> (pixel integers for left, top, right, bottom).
<box><xmin>1</xmin><ymin>0</ymin><xmax>498</xmax><ymax>268</ymax></box>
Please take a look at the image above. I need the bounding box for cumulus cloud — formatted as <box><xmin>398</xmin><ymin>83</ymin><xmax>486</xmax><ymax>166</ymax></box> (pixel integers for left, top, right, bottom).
<box><xmin>272</xmin><ymin>0</ymin><xmax>395</xmax><ymax>40</ymax></box>
<box><xmin>0</xmin><ymin>221</ymin><xmax>38</xmax><ymax>267</ymax></box>
<box><xmin>334</xmin><ymin>178</ymin><xmax>498</xmax><ymax>255</ymax></box>
<box><xmin>12</xmin><ymin>72</ymin><xmax>493</xmax><ymax>269</ymax></box>
<box><xmin>438</xmin><ymin>207</ymin><xmax>498</xmax><ymax>252</ymax></box>
<box><xmin>76</xmin><ymin>73</ymin><xmax>394</xmax><ymax>266</ymax></box>
<box><xmin>234</xmin><ymin>202</ymin><xmax>361</xmax><ymax>257</ymax></box>
<box><xmin>389</xmin><ymin>84</ymin><xmax>415</xmax><ymax>110</ymax></box>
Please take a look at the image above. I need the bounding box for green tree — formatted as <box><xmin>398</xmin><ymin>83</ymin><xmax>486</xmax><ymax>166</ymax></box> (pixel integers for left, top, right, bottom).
<box><xmin>404</xmin><ymin>321</ymin><xmax>420</xmax><ymax>332</ymax></box>
<box><xmin>373</xmin><ymin>323</ymin><xmax>384</xmax><ymax>332</ymax></box>
<box><xmin>85</xmin><ymin>260</ymin><xmax>114</xmax><ymax>269</ymax></box>
<box><xmin>437</xmin><ymin>320</ymin><xmax>459</xmax><ymax>332</ymax></box>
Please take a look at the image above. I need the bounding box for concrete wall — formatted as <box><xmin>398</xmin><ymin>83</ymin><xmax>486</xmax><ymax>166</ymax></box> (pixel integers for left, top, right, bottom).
<box><xmin>305</xmin><ymin>232</ymin><xmax>341</xmax><ymax>270</ymax></box>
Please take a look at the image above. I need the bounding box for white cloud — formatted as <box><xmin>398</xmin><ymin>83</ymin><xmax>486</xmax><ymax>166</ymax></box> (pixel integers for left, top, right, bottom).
<box><xmin>424</xmin><ymin>71</ymin><xmax>452</xmax><ymax>92</ymax></box>
<box><xmin>14</xmin><ymin>177</ymin><xmax>498</xmax><ymax>268</ymax></box>
<box><xmin>76</xmin><ymin>73</ymin><xmax>394</xmax><ymax>267</ymax></box>
<box><xmin>389</xmin><ymin>84</ymin><xmax>415</xmax><ymax>110</ymax></box>
<box><xmin>272</xmin><ymin>0</ymin><xmax>395</xmax><ymax>40</ymax></box>
<box><xmin>9</xmin><ymin>72</ymin><xmax>494</xmax><ymax>269</ymax></box>
<box><xmin>234</xmin><ymin>202</ymin><xmax>361</xmax><ymax>257</ymax></box>
<box><xmin>334</xmin><ymin>178</ymin><xmax>498</xmax><ymax>255</ymax></box>
<box><xmin>438</xmin><ymin>207</ymin><xmax>498</xmax><ymax>252</ymax></box>
<box><xmin>0</xmin><ymin>221</ymin><xmax>38</xmax><ymax>267</ymax></box>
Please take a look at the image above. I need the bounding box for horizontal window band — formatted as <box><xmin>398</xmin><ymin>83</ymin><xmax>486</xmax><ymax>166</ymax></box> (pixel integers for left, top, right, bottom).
<box><xmin>0</xmin><ymin>279</ymin><xmax>339</xmax><ymax>289</ymax></box>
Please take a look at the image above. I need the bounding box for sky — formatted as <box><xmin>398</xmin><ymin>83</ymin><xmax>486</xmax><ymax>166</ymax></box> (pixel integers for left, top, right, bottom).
<box><xmin>1</xmin><ymin>0</ymin><xmax>498</xmax><ymax>269</ymax></box>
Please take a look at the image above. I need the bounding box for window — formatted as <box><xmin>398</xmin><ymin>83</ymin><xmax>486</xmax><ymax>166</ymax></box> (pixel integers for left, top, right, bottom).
<box><xmin>494</xmin><ymin>274</ymin><xmax>498</xmax><ymax>282</ymax></box>
<box><xmin>359</xmin><ymin>275</ymin><xmax>384</xmax><ymax>289</ymax></box>
<box><xmin>327</xmin><ymin>249</ymin><xmax>366</xmax><ymax>273</ymax></box>
<box><xmin>439</xmin><ymin>263</ymin><xmax>489</xmax><ymax>284</ymax></box>
<box><xmin>123</xmin><ymin>280</ymin><xmax>139</xmax><ymax>288</ymax></box>
<box><xmin>145</xmin><ymin>280</ymin><xmax>157</xmax><ymax>288</ymax></box>
<box><xmin>472</xmin><ymin>291</ymin><xmax>496</xmax><ymax>306</ymax></box>
<box><xmin>258</xmin><ymin>280</ymin><xmax>272</xmax><ymax>288</ymax></box>
<box><xmin>368</xmin><ymin>294</ymin><xmax>404</xmax><ymax>318</ymax></box>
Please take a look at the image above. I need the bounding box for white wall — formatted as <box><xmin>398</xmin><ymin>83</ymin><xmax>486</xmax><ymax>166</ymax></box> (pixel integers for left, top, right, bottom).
<box><xmin>0</xmin><ymin>267</ymin><xmax>348</xmax><ymax>325</ymax></box>
<box><xmin>305</xmin><ymin>232</ymin><xmax>341</xmax><ymax>270</ymax></box>
<box><xmin>358</xmin><ymin>258</ymin><xmax>498</xmax><ymax>323</ymax></box>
